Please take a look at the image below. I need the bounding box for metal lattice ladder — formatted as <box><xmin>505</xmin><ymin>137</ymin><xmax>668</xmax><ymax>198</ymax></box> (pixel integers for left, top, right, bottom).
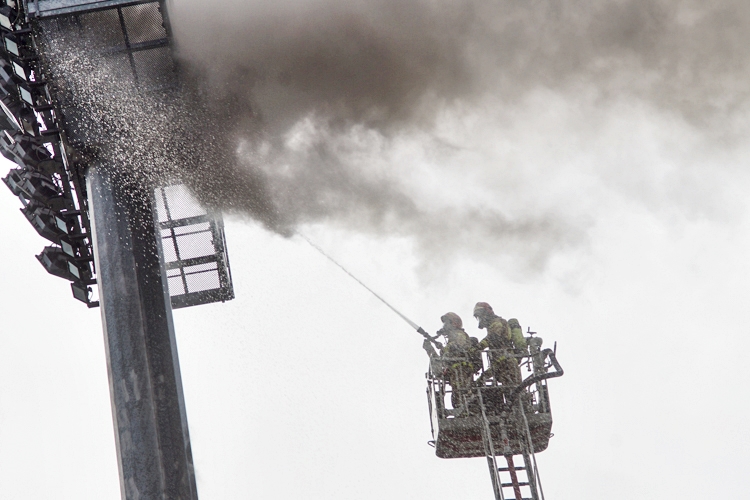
<box><xmin>478</xmin><ymin>389</ymin><xmax>545</xmax><ymax>500</ymax></box>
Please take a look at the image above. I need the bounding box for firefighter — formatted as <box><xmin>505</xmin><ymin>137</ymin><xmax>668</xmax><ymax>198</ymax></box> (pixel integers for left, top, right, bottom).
<box><xmin>508</xmin><ymin>318</ymin><xmax>525</xmax><ymax>346</ymax></box>
<box><xmin>474</xmin><ymin>302</ymin><xmax>527</xmax><ymax>388</ymax></box>
<box><xmin>434</xmin><ymin>312</ymin><xmax>480</xmax><ymax>410</ymax></box>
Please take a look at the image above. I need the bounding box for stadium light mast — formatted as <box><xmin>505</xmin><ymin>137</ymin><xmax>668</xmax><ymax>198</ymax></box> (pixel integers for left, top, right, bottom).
<box><xmin>87</xmin><ymin>162</ymin><xmax>198</xmax><ymax>499</ymax></box>
<box><xmin>1</xmin><ymin>1</ymin><xmax>235</xmax><ymax>498</ymax></box>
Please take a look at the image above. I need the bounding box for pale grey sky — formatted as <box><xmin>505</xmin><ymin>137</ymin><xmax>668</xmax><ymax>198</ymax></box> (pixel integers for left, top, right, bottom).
<box><xmin>2</xmin><ymin>1</ymin><xmax>750</xmax><ymax>499</ymax></box>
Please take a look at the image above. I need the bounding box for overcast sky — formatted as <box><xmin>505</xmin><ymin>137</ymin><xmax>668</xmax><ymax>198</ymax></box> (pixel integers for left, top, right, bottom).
<box><xmin>2</xmin><ymin>1</ymin><xmax>750</xmax><ymax>499</ymax></box>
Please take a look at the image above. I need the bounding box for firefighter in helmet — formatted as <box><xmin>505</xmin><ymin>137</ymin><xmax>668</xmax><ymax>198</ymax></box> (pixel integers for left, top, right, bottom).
<box><xmin>431</xmin><ymin>312</ymin><xmax>480</xmax><ymax>410</ymax></box>
<box><xmin>474</xmin><ymin>302</ymin><xmax>527</xmax><ymax>387</ymax></box>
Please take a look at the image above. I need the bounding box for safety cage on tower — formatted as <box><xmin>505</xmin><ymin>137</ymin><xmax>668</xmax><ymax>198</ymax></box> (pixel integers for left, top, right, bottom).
<box><xmin>426</xmin><ymin>332</ymin><xmax>563</xmax><ymax>500</ymax></box>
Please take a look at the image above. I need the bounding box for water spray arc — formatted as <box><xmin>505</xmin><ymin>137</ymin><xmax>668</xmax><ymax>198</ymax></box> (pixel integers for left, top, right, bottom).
<box><xmin>297</xmin><ymin>233</ymin><xmax>438</xmax><ymax>346</ymax></box>
<box><xmin>299</xmin><ymin>232</ymin><xmax>565</xmax><ymax>500</ymax></box>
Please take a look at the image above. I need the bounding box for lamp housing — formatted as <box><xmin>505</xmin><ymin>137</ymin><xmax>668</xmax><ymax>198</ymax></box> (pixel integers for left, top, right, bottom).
<box><xmin>0</xmin><ymin>73</ymin><xmax>17</xmax><ymax>97</ymax></box>
<box><xmin>0</xmin><ymin>93</ymin><xmax>23</xmax><ymax>130</ymax></box>
<box><xmin>0</xmin><ymin>94</ymin><xmax>41</xmax><ymax>137</ymax></box>
<box><xmin>0</xmin><ymin>6</ymin><xmax>19</xmax><ymax>31</ymax></box>
<box><xmin>3</xmin><ymin>167</ymin><xmax>66</xmax><ymax>209</ymax></box>
<box><xmin>7</xmin><ymin>131</ymin><xmax>54</xmax><ymax>166</ymax></box>
<box><xmin>11</xmin><ymin>59</ymin><xmax>32</xmax><ymax>81</ymax></box>
<box><xmin>2</xmin><ymin>167</ymin><xmax>24</xmax><ymax>196</ymax></box>
<box><xmin>18</xmin><ymin>108</ymin><xmax>39</xmax><ymax>136</ymax></box>
<box><xmin>36</xmin><ymin>245</ymin><xmax>92</xmax><ymax>282</ymax></box>
<box><xmin>70</xmin><ymin>282</ymin><xmax>98</xmax><ymax>308</ymax></box>
<box><xmin>0</xmin><ymin>58</ymin><xmax>14</xmax><ymax>83</ymax></box>
<box><xmin>3</xmin><ymin>31</ymin><xmax>32</xmax><ymax>58</ymax></box>
<box><xmin>0</xmin><ymin>102</ymin><xmax>12</xmax><ymax>129</ymax></box>
<box><xmin>17</xmin><ymin>81</ymin><xmax>44</xmax><ymax>107</ymax></box>
<box><xmin>21</xmin><ymin>201</ymin><xmax>70</xmax><ymax>243</ymax></box>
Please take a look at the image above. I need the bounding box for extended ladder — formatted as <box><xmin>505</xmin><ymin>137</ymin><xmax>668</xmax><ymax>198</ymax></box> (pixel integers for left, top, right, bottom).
<box><xmin>478</xmin><ymin>388</ymin><xmax>545</xmax><ymax>500</ymax></box>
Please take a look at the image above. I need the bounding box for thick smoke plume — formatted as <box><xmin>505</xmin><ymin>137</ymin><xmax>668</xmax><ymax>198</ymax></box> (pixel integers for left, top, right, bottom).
<box><xmin>164</xmin><ymin>0</ymin><xmax>750</xmax><ymax>273</ymax></box>
<box><xmin>173</xmin><ymin>0</ymin><xmax>750</xmax><ymax>129</ymax></box>
<box><xmin>50</xmin><ymin>1</ymin><xmax>750</xmax><ymax>274</ymax></box>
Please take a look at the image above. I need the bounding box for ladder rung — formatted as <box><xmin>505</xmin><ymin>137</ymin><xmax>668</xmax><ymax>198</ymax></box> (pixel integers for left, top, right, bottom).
<box><xmin>498</xmin><ymin>466</ymin><xmax>527</xmax><ymax>471</ymax></box>
<box><xmin>501</xmin><ymin>482</ymin><xmax>530</xmax><ymax>487</ymax></box>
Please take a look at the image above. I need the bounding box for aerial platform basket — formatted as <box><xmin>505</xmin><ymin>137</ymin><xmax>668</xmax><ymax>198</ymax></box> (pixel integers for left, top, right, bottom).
<box><xmin>431</xmin><ymin>393</ymin><xmax>553</xmax><ymax>459</ymax></box>
<box><xmin>426</xmin><ymin>340</ymin><xmax>563</xmax><ymax>459</ymax></box>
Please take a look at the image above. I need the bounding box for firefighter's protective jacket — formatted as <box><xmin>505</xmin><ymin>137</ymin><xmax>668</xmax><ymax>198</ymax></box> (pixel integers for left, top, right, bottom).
<box><xmin>478</xmin><ymin>316</ymin><xmax>527</xmax><ymax>386</ymax></box>
<box><xmin>478</xmin><ymin>316</ymin><xmax>527</xmax><ymax>352</ymax></box>
<box><xmin>429</xmin><ymin>327</ymin><xmax>478</xmax><ymax>379</ymax></box>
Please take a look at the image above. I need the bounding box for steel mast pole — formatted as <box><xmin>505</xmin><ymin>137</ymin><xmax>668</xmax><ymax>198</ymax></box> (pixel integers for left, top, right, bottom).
<box><xmin>87</xmin><ymin>163</ymin><xmax>198</xmax><ymax>500</ymax></box>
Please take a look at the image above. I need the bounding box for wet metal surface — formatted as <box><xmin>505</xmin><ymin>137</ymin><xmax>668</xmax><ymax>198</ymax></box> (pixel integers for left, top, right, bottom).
<box><xmin>88</xmin><ymin>163</ymin><xmax>198</xmax><ymax>500</ymax></box>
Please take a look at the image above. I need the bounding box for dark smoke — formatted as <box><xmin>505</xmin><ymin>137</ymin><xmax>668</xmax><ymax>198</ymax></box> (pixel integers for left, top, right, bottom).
<box><xmin>54</xmin><ymin>1</ymin><xmax>750</xmax><ymax>273</ymax></box>
<box><xmin>172</xmin><ymin>0</ymin><xmax>750</xmax><ymax>128</ymax></box>
<box><xmin>167</xmin><ymin>0</ymin><xmax>750</xmax><ymax>271</ymax></box>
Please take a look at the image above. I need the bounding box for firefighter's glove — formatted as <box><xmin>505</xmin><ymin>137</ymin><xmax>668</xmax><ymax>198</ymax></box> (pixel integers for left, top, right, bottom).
<box><xmin>422</xmin><ymin>339</ymin><xmax>438</xmax><ymax>357</ymax></box>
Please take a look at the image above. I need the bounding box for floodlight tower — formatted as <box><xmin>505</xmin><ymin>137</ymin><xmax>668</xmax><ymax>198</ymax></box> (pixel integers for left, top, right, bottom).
<box><xmin>1</xmin><ymin>1</ymin><xmax>234</xmax><ymax>498</ymax></box>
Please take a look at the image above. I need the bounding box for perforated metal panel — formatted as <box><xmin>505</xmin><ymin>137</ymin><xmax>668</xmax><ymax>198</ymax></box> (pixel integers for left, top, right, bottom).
<box><xmin>26</xmin><ymin>0</ymin><xmax>158</xmax><ymax>18</ymax></box>
<box><xmin>155</xmin><ymin>184</ymin><xmax>234</xmax><ymax>309</ymax></box>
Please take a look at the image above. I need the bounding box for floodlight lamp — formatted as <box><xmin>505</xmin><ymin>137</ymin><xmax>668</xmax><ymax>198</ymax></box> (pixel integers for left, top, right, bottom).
<box><xmin>36</xmin><ymin>245</ymin><xmax>73</xmax><ymax>281</ymax></box>
<box><xmin>55</xmin><ymin>213</ymin><xmax>69</xmax><ymax>233</ymax></box>
<box><xmin>0</xmin><ymin>6</ymin><xmax>19</xmax><ymax>31</ymax></box>
<box><xmin>0</xmin><ymin>140</ymin><xmax>34</xmax><ymax>169</ymax></box>
<box><xmin>22</xmin><ymin>169</ymin><xmax>57</xmax><ymax>196</ymax></box>
<box><xmin>11</xmin><ymin>59</ymin><xmax>31</xmax><ymax>81</ymax></box>
<box><xmin>0</xmin><ymin>59</ymin><xmax>13</xmax><ymax>84</ymax></box>
<box><xmin>4</xmin><ymin>33</ymin><xmax>18</xmax><ymax>55</ymax></box>
<box><xmin>71</xmin><ymin>282</ymin><xmax>88</xmax><ymax>302</ymax></box>
<box><xmin>0</xmin><ymin>129</ymin><xmax>16</xmax><ymax>154</ymax></box>
<box><xmin>18</xmin><ymin>82</ymin><xmax>33</xmax><ymax>105</ymax></box>
<box><xmin>70</xmin><ymin>282</ymin><xmax>98</xmax><ymax>308</ymax></box>
<box><xmin>0</xmin><ymin>77</ymin><xmax>16</xmax><ymax>98</ymax></box>
<box><xmin>3</xmin><ymin>32</ymin><xmax>31</xmax><ymax>58</ymax></box>
<box><xmin>61</xmin><ymin>238</ymin><xmax>76</xmax><ymax>257</ymax></box>
<box><xmin>2</xmin><ymin>167</ymin><xmax>24</xmax><ymax>196</ymax></box>
<box><xmin>0</xmin><ymin>102</ymin><xmax>41</xmax><ymax>138</ymax></box>
<box><xmin>10</xmin><ymin>133</ymin><xmax>53</xmax><ymax>165</ymax></box>
<box><xmin>15</xmin><ymin>78</ymin><xmax>46</xmax><ymax>110</ymax></box>
<box><xmin>36</xmin><ymin>245</ymin><xmax>91</xmax><ymax>282</ymax></box>
<box><xmin>21</xmin><ymin>201</ymin><xmax>69</xmax><ymax>243</ymax></box>
<box><xmin>11</xmin><ymin>168</ymin><xmax>65</xmax><ymax>209</ymax></box>
<box><xmin>67</xmin><ymin>260</ymin><xmax>81</xmax><ymax>279</ymax></box>
<box><xmin>0</xmin><ymin>111</ymin><xmax>11</xmax><ymax>130</ymax></box>
<box><xmin>19</xmin><ymin>112</ymin><xmax>38</xmax><ymax>136</ymax></box>
<box><xmin>0</xmin><ymin>142</ymin><xmax>18</xmax><ymax>163</ymax></box>
<box><xmin>0</xmin><ymin>94</ymin><xmax>22</xmax><ymax>130</ymax></box>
